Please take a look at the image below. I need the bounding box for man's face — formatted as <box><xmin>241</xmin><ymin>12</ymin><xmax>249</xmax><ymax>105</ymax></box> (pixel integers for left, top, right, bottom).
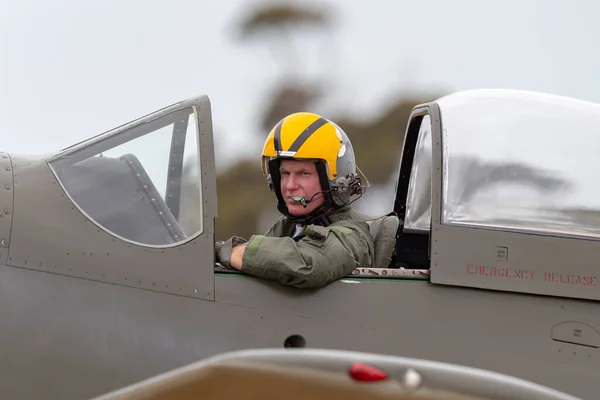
<box><xmin>279</xmin><ymin>159</ymin><xmax>325</xmax><ymax>217</ymax></box>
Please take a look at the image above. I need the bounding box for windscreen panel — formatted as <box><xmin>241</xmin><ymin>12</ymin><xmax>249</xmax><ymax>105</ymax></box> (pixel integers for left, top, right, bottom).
<box><xmin>50</xmin><ymin>107</ymin><xmax>203</xmax><ymax>246</ymax></box>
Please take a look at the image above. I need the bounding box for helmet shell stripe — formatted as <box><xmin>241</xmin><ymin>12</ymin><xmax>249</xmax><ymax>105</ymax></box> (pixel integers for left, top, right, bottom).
<box><xmin>287</xmin><ymin>117</ymin><xmax>328</xmax><ymax>152</ymax></box>
<box><xmin>273</xmin><ymin>119</ymin><xmax>283</xmax><ymax>154</ymax></box>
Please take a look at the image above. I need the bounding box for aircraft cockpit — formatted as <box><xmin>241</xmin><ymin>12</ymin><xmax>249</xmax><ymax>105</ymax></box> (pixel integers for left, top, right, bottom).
<box><xmin>3</xmin><ymin>89</ymin><xmax>600</xmax><ymax>302</ymax></box>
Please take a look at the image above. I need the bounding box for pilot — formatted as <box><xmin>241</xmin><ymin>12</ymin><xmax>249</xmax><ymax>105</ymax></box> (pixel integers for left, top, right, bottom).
<box><xmin>215</xmin><ymin>112</ymin><xmax>374</xmax><ymax>289</ymax></box>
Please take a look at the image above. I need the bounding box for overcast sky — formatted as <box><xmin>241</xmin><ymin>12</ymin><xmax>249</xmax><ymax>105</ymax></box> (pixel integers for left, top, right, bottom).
<box><xmin>1</xmin><ymin>0</ymin><xmax>599</xmax><ymax>171</ymax></box>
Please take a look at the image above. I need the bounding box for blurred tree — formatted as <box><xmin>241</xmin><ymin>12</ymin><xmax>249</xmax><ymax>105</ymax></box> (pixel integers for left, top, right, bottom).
<box><xmin>235</xmin><ymin>1</ymin><xmax>333</xmax><ymax>79</ymax></box>
<box><xmin>234</xmin><ymin>1</ymin><xmax>335</xmax><ymax>132</ymax></box>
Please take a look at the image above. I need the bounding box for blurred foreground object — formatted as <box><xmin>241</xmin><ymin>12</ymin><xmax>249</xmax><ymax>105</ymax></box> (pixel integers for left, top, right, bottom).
<box><xmin>92</xmin><ymin>348</ymin><xmax>581</xmax><ymax>400</ymax></box>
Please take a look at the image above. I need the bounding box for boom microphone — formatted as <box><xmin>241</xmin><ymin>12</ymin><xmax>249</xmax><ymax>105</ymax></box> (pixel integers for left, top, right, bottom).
<box><xmin>291</xmin><ymin>191</ymin><xmax>327</xmax><ymax>208</ymax></box>
<box><xmin>291</xmin><ymin>196</ymin><xmax>309</xmax><ymax>207</ymax></box>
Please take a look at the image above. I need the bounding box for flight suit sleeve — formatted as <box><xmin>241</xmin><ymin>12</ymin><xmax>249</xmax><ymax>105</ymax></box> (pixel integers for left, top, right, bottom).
<box><xmin>215</xmin><ymin>218</ymin><xmax>287</xmax><ymax>269</ymax></box>
<box><xmin>240</xmin><ymin>220</ymin><xmax>374</xmax><ymax>289</ymax></box>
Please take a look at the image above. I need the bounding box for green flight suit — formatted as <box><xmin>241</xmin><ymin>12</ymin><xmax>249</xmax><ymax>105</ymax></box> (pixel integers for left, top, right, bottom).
<box><xmin>218</xmin><ymin>206</ymin><xmax>374</xmax><ymax>289</ymax></box>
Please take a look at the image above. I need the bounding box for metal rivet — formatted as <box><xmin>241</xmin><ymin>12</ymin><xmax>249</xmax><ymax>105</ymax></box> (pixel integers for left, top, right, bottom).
<box><xmin>402</xmin><ymin>368</ymin><xmax>422</xmax><ymax>391</ymax></box>
<box><xmin>3</xmin><ymin>209</ymin><xmax>10</xmax><ymax>215</ymax></box>
<box><xmin>4</xmin><ymin>167</ymin><xmax>9</xmax><ymax>171</ymax></box>
<box><xmin>4</xmin><ymin>184</ymin><xmax>10</xmax><ymax>190</ymax></box>
<box><xmin>0</xmin><ymin>239</ymin><xmax>7</xmax><ymax>247</ymax></box>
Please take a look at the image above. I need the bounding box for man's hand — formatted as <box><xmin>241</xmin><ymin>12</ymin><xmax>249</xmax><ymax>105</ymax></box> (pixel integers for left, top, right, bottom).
<box><xmin>229</xmin><ymin>244</ymin><xmax>247</xmax><ymax>270</ymax></box>
<box><xmin>215</xmin><ymin>236</ymin><xmax>247</xmax><ymax>269</ymax></box>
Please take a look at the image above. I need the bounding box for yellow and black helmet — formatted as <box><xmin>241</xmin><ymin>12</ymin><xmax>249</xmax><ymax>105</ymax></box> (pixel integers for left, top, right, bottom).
<box><xmin>261</xmin><ymin>112</ymin><xmax>367</xmax><ymax>219</ymax></box>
